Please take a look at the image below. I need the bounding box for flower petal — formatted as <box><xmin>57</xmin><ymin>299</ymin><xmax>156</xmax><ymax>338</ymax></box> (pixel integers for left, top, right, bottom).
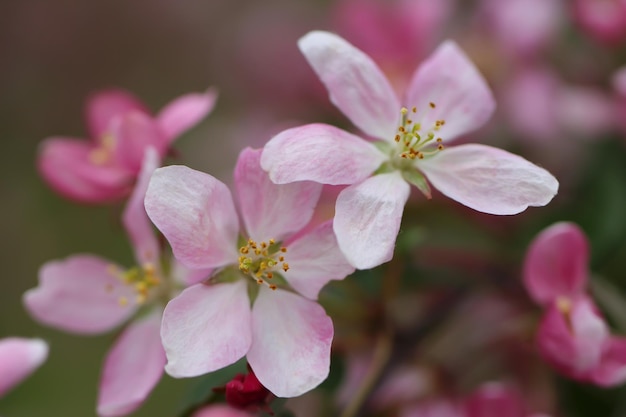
<box><xmin>112</xmin><ymin>112</ymin><xmax>168</xmax><ymax>173</ymax></box>
<box><xmin>537</xmin><ymin>298</ymin><xmax>608</xmax><ymax>378</ymax></box>
<box><xmin>37</xmin><ymin>137</ymin><xmax>132</xmax><ymax>203</ymax></box>
<box><xmin>235</xmin><ymin>148</ymin><xmax>322</xmax><ymax>241</ymax></box>
<box><xmin>248</xmin><ymin>288</ymin><xmax>333</xmax><ymax>397</ymax></box>
<box><xmin>157</xmin><ymin>88</ymin><xmax>218</xmax><ymax>143</ymax></box>
<box><xmin>0</xmin><ymin>338</ymin><xmax>48</xmax><ymax>398</ymax></box>
<box><xmin>145</xmin><ymin>165</ymin><xmax>240</xmax><ymax>270</ymax></box>
<box><xmin>122</xmin><ymin>147</ymin><xmax>161</xmax><ymax>266</ymax></box>
<box><xmin>334</xmin><ymin>172</ymin><xmax>410</xmax><ymax>269</ymax></box>
<box><xmin>418</xmin><ymin>144</ymin><xmax>559</xmax><ymax>215</ymax></box>
<box><xmin>284</xmin><ymin>220</ymin><xmax>355</xmax><ymax>299</ymax></box>
<box><xmin>86</xmin><ymin>89</ymin><xmax>149</xmax><ymax>139</ymax></box>
<box><xmin>298</xmin><ymin>31</ymin><xmax>400</xmax><ymax>139</ymax></box>
<box><xmin>591</xmin><ymin>336</ymin><xmax>626</xmax><ymax>387</ymax></box>
<box><xmin>24</xmin><ymin>255</ymin><xmax>137</xmax><ymax>334</ymax></box>
<box><xmin>523</xmin><ymin>222</ymin><xmax>589</xmax><ymax>305</ymax></box>
<box><xmin>161</xmin><ymin>282</ymin><xmax>252</xmax><ymax>377</ymax></box>
<box><xmin>97</xmin><ymin>311</ymin><xmax>166</xmax><ymax>417</ymax></box>
<box><xmin>405</xmin><ymin>41</ymin><xmax>495</xmax><ymax>142</ymax></box>
<box><xmin>261</xmin><ymin>123</ymin><xmax>385</xmax><ymax>185</ymax></box>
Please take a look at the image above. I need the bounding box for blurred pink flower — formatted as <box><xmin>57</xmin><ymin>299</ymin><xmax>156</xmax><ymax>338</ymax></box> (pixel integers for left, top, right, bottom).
<box><xmin>25</xmin><ymin>149</ymin><xmax>207</xmax><ymax>416</ymax></box>
<box><xmin>261</xmin><ymin>31</ymin><xmax>559</xmax><ymax>269</ymax></box>
<box><xmin>463</xmin><ymin>382</ymin><xmax>527</xmax><ymax>417</ymax></box>
<box><xmin>573</xmin><ymin>0</ymin><xmax>626</xmax><ymax>44</ymax></box>
<box><xmin>332</xmin><ymin>0</ymin><xmax>452</xmax><ymax>92</ymax></box>
<box><xmin>0</xmin><ymin>337</ymin><xmax>48</xmax><ymax>397</ymax></box>
<box><xmin>505</xmin><ymin>67</ymin><xmax>616</xmax><ymax>142</ymax></box>
<box><xmin>38</xmin><ymin>88</ymin><xmax>216</xmax><ymax>204</ymax></box>
<box><xmin>214</xmin><ymin>367</ymin><xmax>274</xmax><ymax>414</ymax></box>
<box><xmin>479</xmin><ymin>0</ymin><xmax>563</xmax><ymax>58</ymax></box>
<box><xmin>614</xmin><ymin>66</ymin><xmax>626</xmax><ymax>97</ymax></box>
<box><xmin>524</xmin><ymin>222</ymin><xmax>626</xmax><ymax>386</ymax></box>
<box><xmin>144</xmin><ymin>148</ymin><xmax>354</xmax><ymax>398</ymax></box>
<box><xmin>191</xmin><ymin>405</ymin><xmax>253</xmax><ymax>417</ymax></box>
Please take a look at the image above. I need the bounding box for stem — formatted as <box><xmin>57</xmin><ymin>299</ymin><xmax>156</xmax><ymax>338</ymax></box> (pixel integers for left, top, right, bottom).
<box><xmin>339</xmin><ymin>329</ymin><xmax>393</xmax><ymax>417</ymax></box>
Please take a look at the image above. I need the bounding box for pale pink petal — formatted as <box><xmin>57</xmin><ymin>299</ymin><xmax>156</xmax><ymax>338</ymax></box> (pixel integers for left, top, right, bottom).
<box><xmin>235</xmin><ymin>148</ymin><xmax>322</xmax><ymax>241</ymax></box>
<box><xmin>192</xmin><ymin>405</ymin><xmax>254</xmax><ymax>417</ymax></box>
<box><xmin>418</xmin><ymin>144</ymin><xmax>559</xmax><ymax>215</ymax></box>
<box><xmin>24</xmin><ymin>255</ymin><xmax>137</xmax><ymax>334</ymax></box>
<box><xmin>161</xmin><ymin>282</ymin><xmax>252</xmax><ymax>377</ymax></box>
<box><xmin>122</xmin><ymin>147</ymin><xmax>161</xmax><ymax>266</ymax></box>
<box><xmin>334</xmin><ymin>172</ymin><xmax>410</xmax><ymax>269</ymax></box>
<box><xmin>37</xmin><ymin>137</ymin><xmax>132</xmax><ymax>203</ymax></box>
<box><xmin>614</xmin><ymin>66</ymin><xmax>626</xmax><ymax>96</ymax></box>
<box><xmin>401</xmin><ymin>400</ymin><xmax>464</xmax><ymax>417</ymax></box>
<box><xmin>170</xmin><ymin>261</ymin><xmax>212</xmax><ymax>286</ymax></box>
<box><xmin>157</xmin><ymin>88</ymin><xmax>218</xmax><ymax>143</ymax></box>
<box><xmin>298</xmin><ymin>31</ymin><xmax>400</xmax><ymax>140</ymax></box>
<box><xmin>405</xmin><ymin>41</ymin><xmax>495</xmax><ymax>142</ymax></box>
<box><xmin>86</xmin><ymin>89</ymin><xmax>149</xmax><ymax>139</ymax></box>
<box><xmin>523</xmin><ymin>222</ymin><xmax>589</xmax><ymax>305</ymax></box>
<box><xmin>112</xmin><ymin>112</ymin><xmax>168</xmax><ymax>173</ymax></box>
<box><xmin>97</xmin><ymin>311</ymin><xmax>166</xmax><ymax>417</ymax></box>
<box><xmin>284</xmin><ymin>221</ymin><xmax>355</xmax><ymax>299</ymax></box>
<box><xmin>261</xmin><ymin>123</ymin><xmax>385</xmax><ymax>185</ymax></box>
<box><xmin>0</xmin><ymin>338</ymin><xmax>48</xmax><ymax>397</ymax></box>
<box><xmin>248</xmin><ymin>288</ymin><xmax>333</xmax><ymax>397</ymax></box>
<box><xmin>591</xmin><ymin>336</ymin><xmax>626</xmax><ymax>386</ymax></box>
<box><xmin>145</xmin><ymin>166</ymin><xmax>240</xmax><ymax>270</ymax></box>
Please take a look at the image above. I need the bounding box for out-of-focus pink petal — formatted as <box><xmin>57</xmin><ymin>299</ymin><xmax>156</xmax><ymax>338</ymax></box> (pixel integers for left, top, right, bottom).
<box><xmin>157</xmin><ymin>88</ymin><xmax>218</xmax><ymax>143</ymax></box>
<box><xmin>161</xmin><ymin>282</ymin><xmax>252</xmax><ymax>377</ymax></box>
<box><xmin>86</xmin><ymin>89</ymin><xmax>149</xmax><ymax>139</ymax></box>
<box><xmin>248</xmin><ymin>288</ymin><xmax>333</xmax><ymax>397</ymax></box>
<box><xmin>405</xmin><ymin>41</ymin><xmax>495</xmax><ymax>142</ymax></box>
<box><xmin>537</xmin><ymin>298</ymin><xmax>608</xmax><ymax>378</ymax></box>
<box><xmin>284</xmin><ymin>221</ymin><xmax>355</xmax><ymax>299</ymax></box>
<box><xmin>614</xmin><ymin>66</ymin><xmax>626</xmax><ymax>97</ymax></box>
<box><xmin>591</xmin><ymin>336</ymin><xmax>626</xmax><ymax>386</ymax></box>
<box><xmin>261</xmin><ymin>123</ymin><xmax>385</xmax><ymax>185</ymax></box>
<box><xmin>97</xmin><ymin>311</ymin><xmax>165</xmax><ymax>417</ymax></box>
<box><xmin>145</xmin><ymin>166</ymin><xmax>240</xmax><ymax>270</ymax></box>
<box><xmin>573</xmin><ymin>0</ymin><xmax>626</xmax><ymax>44</ymax></box>
<box><xmin>334</xmin><ymin>172</ymin><xmax>410</xmax><ymax>269</ymax></box>
<box><xmin>0</xmin><ymin>338</ymin><xmax>48</xmax><ymax>397</ymax></box>
<box><xmin>24</xmin><ymin>255</ymin><xmax>137</xmax><ymax>334</ymax></box>
<box><xmin>523</xmin><ymin>222</ymin><xmax>589</xmax><ymax>305</ymax></box>
<box><xmin>298</xmin><ymin>31</ymin><xmax>400</xmax><ymax>140</ymax></box>
<box><xmin>418</xmin><ymin>144</ymin><xmax>558</xmax><ymax>215</ymax></box>
<box><xmin>122</xmin><ymin>147</ymin><xmax>161</xmax><ymax>266</ymax></box>
<box><xmin>235</xmin><ymin>148</ymin><xmax>322</xmax><ymax>241</ymax></box>
<box><xmin>464</xmin><ymin>382</ymin><xmax>526</xmax><ymax>417</ymax></box>
<box><xmin>192</xmin><ymin>405</ymin><xmax>253</xmax><ymax>417</ymax></box>
<box><xmin>112</xmin><ymin>112</ymin><xmax>168</xmax><ymax>173</ymax></box>
<box><xmin>401</xmin><ymin>400</ymin><xmax>464</xmax><ymax>417</ymax></box>
<box><xmin>37</xmin><ymin>137</ymin><xmax>132</xmax><ymax>203</ymax></box>
<box><xmin>555</xmin><ymin>86</ymin><xmax>616</xmax><ymax>137</ymax></box>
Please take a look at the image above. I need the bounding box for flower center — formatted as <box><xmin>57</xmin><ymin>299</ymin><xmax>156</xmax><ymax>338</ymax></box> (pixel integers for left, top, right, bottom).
<box><xmin>556</xmin><ymin>296</ymin><xmax>574</xmax><ymax>334</ymax></box>
<box><xmin>89</xmin><ymin>133</ymin><xmax>116</xmax><ymax>165</ymax></box>
<box><xmin>393</xmin><ymin>104</ymin><xmax>445</xmax><ymax>161</ymax></box>
<box><xmin>238</xmin><ymin>238</ymin><xmax>289</xmax><ymax>291</ymax></box>
<box><xmin>107</xmin><ymin>262</ymin><xmax>161</xmax><ymax>306</ymax></box>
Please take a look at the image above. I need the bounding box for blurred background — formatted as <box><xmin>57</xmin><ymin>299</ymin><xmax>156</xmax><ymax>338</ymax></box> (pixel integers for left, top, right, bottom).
<box><xmin>2</xmin><ymin>0</ymin><xmax>626</xmax><ymax>416</ymax></box>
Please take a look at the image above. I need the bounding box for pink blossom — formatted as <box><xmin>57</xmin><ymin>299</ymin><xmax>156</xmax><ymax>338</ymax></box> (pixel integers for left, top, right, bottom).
<box><xmin>38</xmin><ymin>88</ymin><xmax>217</xmax><ymax>204</ymax></box>
<box><xmin>261</xmin><ymin>31</ymin><xmax>559</xmax><ymax>269</ymax></box>
<box><xmin>24</xmin><ymin>149</ymin><xmax>204</xmax><ymax>416</ymax></box>
<box><xmin>573</xmin><ymin>0</ymin><xmax>626</xmax><ymax>44</ymax></box>
<box><xmin>0</xmin><ymin>337</ymin><xmax>48</xmax><ymax>397</ymax></box>
<box><xmin>144</xmin><ymin>148</ymin><xmax>354</xmax><ymax>398</ymax></box>
<box><xmin>614</xmin><ymin>67</ymin><xmax>626</xmax><ymax>97</ymax></box>
<box><xmin>524</xmin><ymin>222</ymin><xmax>626</xmax><ymax>386</ymax></box>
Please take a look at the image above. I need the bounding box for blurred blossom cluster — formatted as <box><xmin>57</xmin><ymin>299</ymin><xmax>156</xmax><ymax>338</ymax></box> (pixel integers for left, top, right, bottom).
<box><xmin>2</xmin><ymin>0</ymin><xmax>626</xmax><ymax>417</ymax></box>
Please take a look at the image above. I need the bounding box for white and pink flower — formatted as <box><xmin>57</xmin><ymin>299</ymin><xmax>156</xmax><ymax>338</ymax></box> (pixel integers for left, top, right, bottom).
<box><xmin>25</xmin><ymin>149</ymin><xmax>205</xmax><ymax>416</ymax></box>
<box><xmin>0</xmin><ymin>337</ymin><xmax>48</xmax><ymax>398</ymax></box>
<box><xmin>144</xmin><ymin>148</ymin><xmax>354</xmax><ymax>398</ymax></box>
<box><xmin>38</xmin><ymin>88</ymin><xmax>216</xmax><ymax>203</ymax></box>
<box><xmin>261</xmin><ymin>31</ymin><xmax>559</xmax><ymax>269</ymax></box>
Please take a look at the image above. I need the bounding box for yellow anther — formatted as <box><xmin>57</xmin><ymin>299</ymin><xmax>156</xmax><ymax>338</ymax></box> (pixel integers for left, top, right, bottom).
<box><xmin>412</xmin><ymin>106</ymin><xmax>417</xmax><ymax>113</ymax></box>
<box><xmin>429</xmin><ymin>102</ymin><xmax>436</xmax><ymax>108</ymax></box>
<box><xmin>269</xmin><ymin>285</ymin><xmax>277</xmax><ymax>290</ymax></box>
<box><xmin>282</xmin><ymin>263</ymin><xmax>290</xmax><ymax>272</ymax></box>
<box><xmin>280</xmin><ymin>247</ymin><xmax>287</xmax><ymax>253</ymax></box>
<box><xmin>401</xmin><ymin>107</ymin><xmax>408</xmax><ymax>115</ymax></box>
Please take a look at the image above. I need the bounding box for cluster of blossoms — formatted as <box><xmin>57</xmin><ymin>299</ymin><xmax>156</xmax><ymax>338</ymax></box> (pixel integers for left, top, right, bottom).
<box><xmin>8</xmin><ymin>8</ymin><xmax>626</xmax><ymax>415</ymax></box>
